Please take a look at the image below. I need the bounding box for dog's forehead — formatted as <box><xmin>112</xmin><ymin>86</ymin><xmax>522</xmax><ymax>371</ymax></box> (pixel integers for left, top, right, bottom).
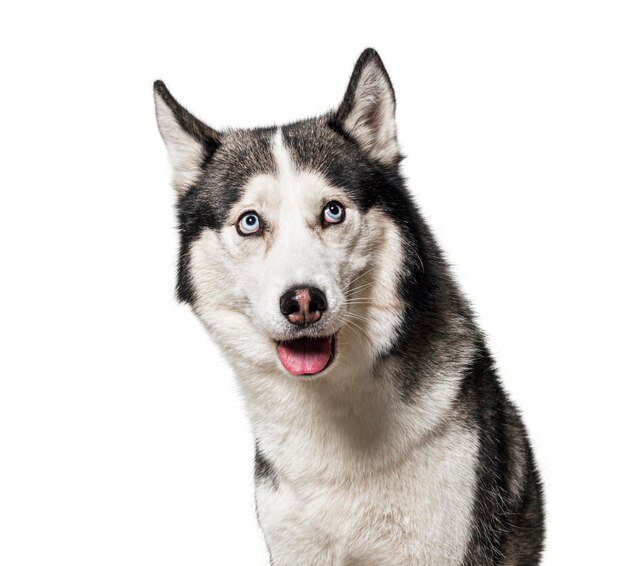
<box><xmin>188</xmin><ymin>116</ymin><xmax>380</xmax><ymax>229</ymax></box>
<box><xmin>212</xmin><ymin>117</ymin><xmax>344</xmax><ymax>181</ymax></box>
<box><xmin>230</xmin><ymin>128</ymin><xmax>347</xmax><ymax>216</ymax></box>
<box><xmin>209</xmin><ymin>127</ymin><xmax>276</xmax><ymax>187</ymax></box>
<box><xmin>208</xmin><ymin>121</ymin><xmax>332</xmax><ymax>200</ymax></box>
<box><xmin>238</xmin><ymin>170</ymin><xmax>342</xmax><ymax>214</ymax></box>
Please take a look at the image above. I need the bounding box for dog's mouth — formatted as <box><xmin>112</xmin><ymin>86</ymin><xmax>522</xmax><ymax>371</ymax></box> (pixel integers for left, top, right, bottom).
<box><xmin>276</xmin><ymin>335</ymin><xmax>336</xmax><ymax>376</ymax></box>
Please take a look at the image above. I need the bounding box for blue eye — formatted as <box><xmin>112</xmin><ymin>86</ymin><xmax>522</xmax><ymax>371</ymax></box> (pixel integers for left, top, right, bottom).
<box><xmin>237</xmin><ymin>211</ymin><xmax>262</xmax><ymax>235</ymax></box>
<box><xmin>323</xmin><ymin>201</ymin><xmax>345</xmax><ymax>225</ymax></box>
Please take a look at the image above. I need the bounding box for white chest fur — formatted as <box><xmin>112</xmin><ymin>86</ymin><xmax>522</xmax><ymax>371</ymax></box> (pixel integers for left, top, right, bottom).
<box><xmin>238</xmin><ymin>358</ymin><xmax>479</xmax><ymax>566</ymax></box>
<box><xmin>255</xmin><ymin>419</ymin><xmax>478</xmax><ymax>566</ymax></box>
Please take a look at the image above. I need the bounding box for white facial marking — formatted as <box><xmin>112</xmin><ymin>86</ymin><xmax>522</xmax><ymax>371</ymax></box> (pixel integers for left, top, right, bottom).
<box><xmin>272</xmin><ymin>127</ymin><xmax>293</xmax><ymax>177</ymax></box>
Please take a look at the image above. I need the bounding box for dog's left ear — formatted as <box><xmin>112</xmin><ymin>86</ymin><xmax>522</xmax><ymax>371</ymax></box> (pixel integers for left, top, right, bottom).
<box><xmin>334</xmin><ymin>49</ymin><xmax>400</xmax><ymax>167</ymax></box>
<box><xmin>153</xmin><ymin>81</ymin><xmax>221</xmax><ymax>196</ymax></box>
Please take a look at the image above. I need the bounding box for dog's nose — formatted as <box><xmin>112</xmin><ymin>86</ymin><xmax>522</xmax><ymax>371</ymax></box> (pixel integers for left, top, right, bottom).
<box><xmin>279</xmin><ymin>286</ymin><xmax>327</xmax><ymax>326</ymax></box>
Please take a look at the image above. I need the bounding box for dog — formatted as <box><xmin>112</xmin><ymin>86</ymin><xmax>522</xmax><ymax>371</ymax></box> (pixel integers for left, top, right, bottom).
<box><xmin>154</xmin><ymin>48</ymin><xmax>544</xmax><ymax>565</ymax></box>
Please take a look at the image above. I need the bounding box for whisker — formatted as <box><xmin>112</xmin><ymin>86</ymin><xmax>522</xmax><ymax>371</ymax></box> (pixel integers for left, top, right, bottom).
<box><xmin>343</xmin><ymin>312</ymin><xmax>372</xmax><ymax>324</ymax></box>
<box><xmin>342</xmin><ymin>266</ymin><xmax>377</xmax><ymax>292</ymax></box>
<box><xmin>347</xmin><ymin>278</ymin><xmax>376</xmax><ymax>291</ymax></box>
<box><xmin>336</xmin><ymin>314</ymin><xmax>373</xmax><ymax>346</ymax></box>
<box><xmin>345</xmin><ymin>281</ymin><xmax>376</xmax><ymax>297</ymax></box>
<box><xmin>340</xmin><ymin>318</ymin><xmax>369</xmax><ymax>341</ymax></box>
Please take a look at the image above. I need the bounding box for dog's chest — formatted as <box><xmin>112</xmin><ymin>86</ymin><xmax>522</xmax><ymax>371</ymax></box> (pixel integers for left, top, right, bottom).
<box><xmin>255</xmin><ymin>423</ymin><xmax>478</xmax><ymax>566</ymax></box>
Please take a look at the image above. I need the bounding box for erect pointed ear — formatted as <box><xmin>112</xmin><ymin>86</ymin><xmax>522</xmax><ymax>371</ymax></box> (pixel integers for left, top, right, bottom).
<box><xmin>153</xmin><ymin>81</ymin><xmax>221</xmax><ymax>196</ymax></box>
<box><xmin>334</xmin><ymin>49</ymin><xmax>400</xmax><ymax>167</ymax></box>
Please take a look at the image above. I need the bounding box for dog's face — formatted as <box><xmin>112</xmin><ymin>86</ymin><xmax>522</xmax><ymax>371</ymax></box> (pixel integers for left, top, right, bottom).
<box><xmin>155</xmin><ymin>50</ymin><xmax>419</xmax><ymax>379</ymax></box>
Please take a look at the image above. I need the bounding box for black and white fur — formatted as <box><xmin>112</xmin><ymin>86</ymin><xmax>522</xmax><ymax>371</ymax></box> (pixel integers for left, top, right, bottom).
<box><xmin>154</xmin><ymin>49</ymin><xmax>545</xmax><ymax>565</ymax></box>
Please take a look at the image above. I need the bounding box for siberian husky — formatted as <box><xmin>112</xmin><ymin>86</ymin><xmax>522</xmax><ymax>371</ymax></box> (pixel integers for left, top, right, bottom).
<box><xmin>154</xmin><ymin>48</ymin><xmax>545</xmax><ymax>565</ymax></box>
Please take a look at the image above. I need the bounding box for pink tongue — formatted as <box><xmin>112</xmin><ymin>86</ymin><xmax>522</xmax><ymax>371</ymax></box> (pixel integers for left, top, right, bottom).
<box><xmin>277</xmin><ymin>336</ymin><xmax>332</xmax><ymax>375</ymax></box>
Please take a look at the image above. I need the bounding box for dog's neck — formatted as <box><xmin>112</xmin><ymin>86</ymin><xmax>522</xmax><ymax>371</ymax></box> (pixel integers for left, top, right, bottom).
<box><xmin>232</xmin><ymin>338</ymin><xmax>470</xmax><ymax>483</ymax></box>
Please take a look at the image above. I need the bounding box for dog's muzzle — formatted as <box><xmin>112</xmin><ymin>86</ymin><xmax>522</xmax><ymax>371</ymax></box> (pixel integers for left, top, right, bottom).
<box><xmin>277</xmin><ymin>285</ymin><xmax>334</xmax><ymax>376</ymax></box>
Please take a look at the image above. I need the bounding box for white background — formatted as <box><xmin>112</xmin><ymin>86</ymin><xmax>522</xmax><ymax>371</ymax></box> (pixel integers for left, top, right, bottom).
<box><xmin>1</xmin><ymin>1</ymin><xmax>624</xmax><ymax>564</ymax></box>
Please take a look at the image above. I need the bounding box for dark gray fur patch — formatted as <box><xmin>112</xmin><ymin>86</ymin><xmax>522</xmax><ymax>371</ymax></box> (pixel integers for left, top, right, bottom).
<box><xmin>459</xmin><ymin>347</ymin><xmax>545</xmax><ymax>565</ymax></box>
<box><xmin>254</xmin><ymin>443</ymin><xmax>279</xmax><ymax>489</ymax></box>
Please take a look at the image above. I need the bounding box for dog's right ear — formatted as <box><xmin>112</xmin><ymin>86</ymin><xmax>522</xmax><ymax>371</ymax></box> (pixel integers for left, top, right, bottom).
<box><xmin>153</xmin><ymin>81</ymin><xmax>221</xmax><ymax>196</ymax></box>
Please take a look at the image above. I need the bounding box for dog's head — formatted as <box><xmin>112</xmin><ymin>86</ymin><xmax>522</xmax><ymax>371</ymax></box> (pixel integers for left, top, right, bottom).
<box><xmin>154</xmin><ymin>49</ymin><xmax>427</xmax><ymax>379</ymax></box>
